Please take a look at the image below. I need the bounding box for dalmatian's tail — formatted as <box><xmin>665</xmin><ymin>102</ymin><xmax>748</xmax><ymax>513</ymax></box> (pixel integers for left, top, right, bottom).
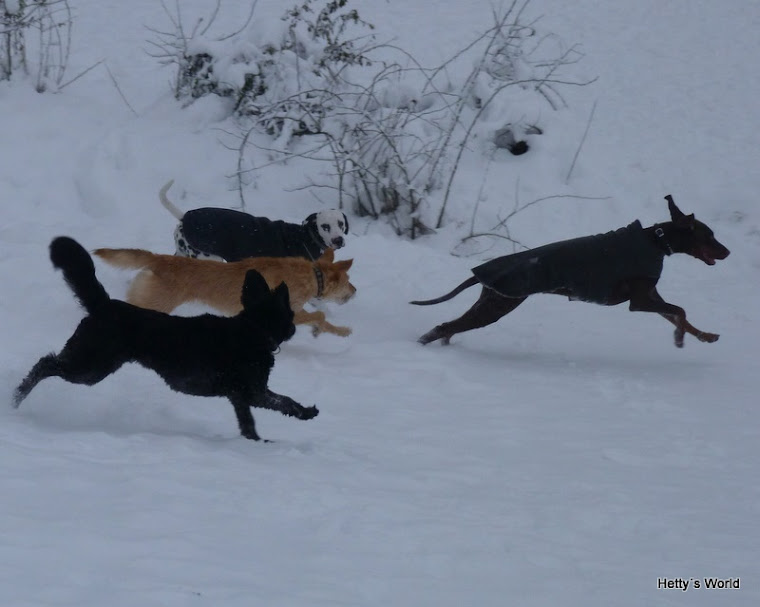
<box><xmin>158</xmin><ymin>179</ymin><xmax>184</xmax><ymax>220</ymax></box>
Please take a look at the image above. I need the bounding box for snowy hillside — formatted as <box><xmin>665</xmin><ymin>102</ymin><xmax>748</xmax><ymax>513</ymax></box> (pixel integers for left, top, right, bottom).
<box><xmin>1</xmin><ymin>1</ymin><xmax>759</xmax><ymax>605</ymax></box>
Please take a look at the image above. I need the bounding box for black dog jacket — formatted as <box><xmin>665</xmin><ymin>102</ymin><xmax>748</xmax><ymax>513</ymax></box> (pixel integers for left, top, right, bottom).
<box><xmin>472</xmin><ymin>221</ymin><xmax>665</xmax><ymax>304</ymax></box>
<box><xmin>181</xmin><ymin>208</ymin><xmax>326</xmax><ymax>262</ymax></box>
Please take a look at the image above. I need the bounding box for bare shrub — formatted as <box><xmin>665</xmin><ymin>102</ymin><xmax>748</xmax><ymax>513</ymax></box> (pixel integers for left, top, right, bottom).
<box><xmin>149</xmin><ymin>0</ymin><xmax>594</xmax><ymax>239</ymax></box>
<box><xmin>1</xmin><ymin>0</ymin><xmax>72</xmax><ymax>91</ymax></box>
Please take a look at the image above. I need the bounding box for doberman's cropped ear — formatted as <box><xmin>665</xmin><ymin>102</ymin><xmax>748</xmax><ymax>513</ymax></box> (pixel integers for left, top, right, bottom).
<box><xmin>665</xmin><ymin>195</ymin><xmax>696</xmax><ymax>228</ymax></box>
<box><xmin>665</xmin><ymin>194</ymin><xmax>685</xmax><ymax>222</ymax></box>
<box><xmin>303</xmin><ymin>213</ymin><xmax>318</xmax><ymax>227</ymax></box>
<box><xmin>241</xmin><ymin>269</ymin><xmax>271</xmax><ymax>309</ymax></box>
<box><xmin>341</xmin><ymin>213</ymin><xmax>349</xmax><ymax>234</ymax></box>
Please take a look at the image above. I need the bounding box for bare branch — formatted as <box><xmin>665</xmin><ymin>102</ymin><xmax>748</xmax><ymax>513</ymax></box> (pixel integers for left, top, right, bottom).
<box><xmin>57</xmin><ymin>59</ymin><xmax>104</xmax><ymax>90</ymax></box>
<box><xmin>104</xmin><ymin>62</ymin><xmax>139</xmax><ymax>117</ymax></box>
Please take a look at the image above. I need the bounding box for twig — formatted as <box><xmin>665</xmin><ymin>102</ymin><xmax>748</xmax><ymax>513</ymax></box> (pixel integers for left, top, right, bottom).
<box><xmin>235</xmin><ymin>124</ymin><xmax>257</xmax><ymax>209</ymax></box>
<box><xmin>564</xmin><ymin>99</ymin><xmax>597</xmax><ymax>184</ymax></box>
<box><xmin>468</xmin><ymin>148</ymin><xmax>496</xmax><ymax>236</ymax></box>
<box><xmin>57</xmin><ymin>59</ymin><xmax>104</xmax><ymax>90</ymax></box>
<box><xmin>459</xmin><ymin>231</ymin><xmax>529</xmax><ymax>249</ymax></box>
<box><xmin>104</xmin><ymin>62</ymin><xmax>139</xmax><ymax>116</ymax></box>
<box><xmin>57</xmin><ymin>59</ymin><xmax>138</xmax><ymax>117</ymax></box>
<box><xmin>217</xmin><ymin>0</ymin><xmax>259</xmax><ymax>41</ymax></box>
<box><xmin>199</xmin><ymin>0</ymin><xmax>222</xmax><ymax>37</ymax></box>
<box><xmin>492</xmin><ymin>192</ymin><xmax>610</xmax><ymax>231</ymax></box>
<box><xmin>457</xmin><ymin>191</ymin><xmax>611</xmax><ymax>257</ymax></box>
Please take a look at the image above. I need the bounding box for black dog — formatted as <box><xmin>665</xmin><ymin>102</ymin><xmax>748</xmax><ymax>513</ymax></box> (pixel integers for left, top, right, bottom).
<box><xmin>412</xmin><ymin>196</ymin><xmax>730</xmax><ymax>348</ymax></box>
<box><xmin>159</xmin><ymin>180</ymin><xmax>349</xmax><ymax>261</ymax></box>
<box><xmin>13</xmin><ymin>237</ymin><xmax>318</xmax><ymax>440</ymax></box>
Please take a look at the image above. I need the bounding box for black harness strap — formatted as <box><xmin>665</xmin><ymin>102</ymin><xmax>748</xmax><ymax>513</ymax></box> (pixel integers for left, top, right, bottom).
<box><xmin>301</xmin><ymin>224</ymin><xmax>326</xmax><ymax>261</ymax></box>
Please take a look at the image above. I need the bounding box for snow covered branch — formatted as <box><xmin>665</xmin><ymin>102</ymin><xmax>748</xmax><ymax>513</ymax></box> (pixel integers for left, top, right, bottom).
<box><xmin>148</xmin><ymin>0</ymin><xmax>594</xmax><ymax>239</ymax></box>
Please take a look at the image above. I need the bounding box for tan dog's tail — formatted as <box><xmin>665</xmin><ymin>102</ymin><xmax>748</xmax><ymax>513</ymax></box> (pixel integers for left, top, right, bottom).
<box><xmin>159</xmin><ymin>179</ymin><xmax>184</xmax><ymax>220</ymax></box>
<box><xmin>94</xmin><ymin>248</ymin><xmax>159</xmax><ymax>270</ymax></box>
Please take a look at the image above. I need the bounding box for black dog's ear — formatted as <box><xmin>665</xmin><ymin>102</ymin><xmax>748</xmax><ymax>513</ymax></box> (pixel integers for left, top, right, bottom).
<box><xmin>241</xmin><ymin>269</ymin><xmax>271</xmax><ymax>309</ymax></box>
<box><xmin>303</xmin><ymin>213</ymin><xmax>318</xmax><ymax>227</ymax></box>
<box><xmin>341</xmin><ymin>212</ymin><xmax>349</xmax><ymax>234</ymax></box>
<box><xmin>665</xmin><ymin>194</ymin><xmax>695</xmax><ymax>228</ymax></box>
<box><xmin>273</xmin><ymin>281</ymin><xmax>291</xmax><ymax>310</ymax></box>
<box><xmin>665</xmin><ymin>194</ymin><xmax>686</xmax><ymax>221</ymax></box>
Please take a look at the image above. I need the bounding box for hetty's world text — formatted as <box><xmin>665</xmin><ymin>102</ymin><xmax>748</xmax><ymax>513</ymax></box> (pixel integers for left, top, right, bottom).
<box><xmin>657</xmin><ymin>577</ymin><xmax>740</xmax><ymax>591</ymax></box>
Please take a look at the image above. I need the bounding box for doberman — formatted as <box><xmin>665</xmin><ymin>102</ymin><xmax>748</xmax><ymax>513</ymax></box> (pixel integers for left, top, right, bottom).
<box><xmin>411</xmin><ymin>196</ymin><xmax>730</xmax><ymax>348</ymax></box>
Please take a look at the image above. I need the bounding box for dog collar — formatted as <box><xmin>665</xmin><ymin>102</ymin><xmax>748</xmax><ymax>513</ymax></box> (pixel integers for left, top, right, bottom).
<box><xmin>654</xmin><ymin>227</ymin><xmax>674</xmax><ymax>255</ymax></box>
<box><xmin>313</xmin><ymin>266</ymin><xmax>325</xmax><ymax>298</ymax></box>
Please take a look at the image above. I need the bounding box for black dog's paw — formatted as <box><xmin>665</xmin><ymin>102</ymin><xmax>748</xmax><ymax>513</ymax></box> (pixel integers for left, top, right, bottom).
<box><xmin>418</xmin><ymin>329</ymin><xmax>439</xmax><ymax>345</ymax></box>
<box><xmin>241</xmin><ymin>429</ymin><xmax>263</xmax><ymax>441</ymax></box>
<box><xmin>295</xmin><ymin>405</ymin><xmax>319</xmax><ymax>420</ymax></box>
<box><xmin>418</xmin><ymin>326</ymin><xmax>453</xmax><ymax>346</ymax></box>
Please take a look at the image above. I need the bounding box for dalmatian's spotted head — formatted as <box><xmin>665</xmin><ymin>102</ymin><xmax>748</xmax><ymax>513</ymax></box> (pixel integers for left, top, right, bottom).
<box><xmin>305</xmin><ymin>210</ymin><xmax>349</xmax><ymax>250</ymax></box>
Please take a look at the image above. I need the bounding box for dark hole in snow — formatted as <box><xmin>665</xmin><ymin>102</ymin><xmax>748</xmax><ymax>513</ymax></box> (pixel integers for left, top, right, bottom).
<box><xmin>493</xmin><ymin>124</ymin><xmax>542</xmax><ymax>156</ymax></box>
<box><xmin>510</xmin><ymin>140</ymin><xmax>529</xmax><ymax>155</ymax></box>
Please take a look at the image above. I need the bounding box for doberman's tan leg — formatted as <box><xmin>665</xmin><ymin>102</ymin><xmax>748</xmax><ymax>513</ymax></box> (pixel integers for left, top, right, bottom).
<box><xmin>418</xmin><ymin>287</ymin><xmax>526</xmax><ymax>345</ymax></box>
<box><xmin>629</xmin><ymin>283</ymin><xmax>719</xmax><ymax>347</ymax></box>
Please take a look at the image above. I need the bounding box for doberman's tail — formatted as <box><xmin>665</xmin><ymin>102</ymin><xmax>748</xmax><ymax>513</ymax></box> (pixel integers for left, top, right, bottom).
<box><xmin>49</xmin><ymin>237</ymin><xmax>110</xmax><ymax>315</ymax></box>
<box><xmin>410</xmin><ymin>276</ymin><xmax>479</xmax><ymax>306</ymax></box>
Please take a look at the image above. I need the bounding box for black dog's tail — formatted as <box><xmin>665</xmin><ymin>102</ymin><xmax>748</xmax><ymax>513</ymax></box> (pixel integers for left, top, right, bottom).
<box><xmin>410</xmin><ymin>275</ymin><xmax>479</xmax><ymax>306</ymax></box>
<box><xmin>50</xmin><ymin>237</ymin><xmax>110</xmax><ymax>314</ymax></box>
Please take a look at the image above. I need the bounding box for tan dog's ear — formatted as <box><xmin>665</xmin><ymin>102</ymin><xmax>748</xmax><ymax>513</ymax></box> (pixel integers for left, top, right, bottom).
<box><xmin>334</xmin><ymin>259</ymin><xmax>353</xmax><ymax>271</ymax></box>
<box><xmin>319</xmin><ymin>248</ymin><xmax>335</xmax><ymax>263</ymax></box>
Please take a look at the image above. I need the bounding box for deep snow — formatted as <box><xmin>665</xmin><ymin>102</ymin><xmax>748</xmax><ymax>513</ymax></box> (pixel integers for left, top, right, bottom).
<box><xmin>1</xmin><ymin>1</ymin><xmax>759</xmax><ymax>605</ymax></box>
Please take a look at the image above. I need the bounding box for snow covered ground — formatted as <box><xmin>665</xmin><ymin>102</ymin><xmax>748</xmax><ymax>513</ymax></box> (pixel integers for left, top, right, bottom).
<box><xmin>1</xmin><ymin>1</ymin><xmax>759</xmax><ymax>605</ymax></box>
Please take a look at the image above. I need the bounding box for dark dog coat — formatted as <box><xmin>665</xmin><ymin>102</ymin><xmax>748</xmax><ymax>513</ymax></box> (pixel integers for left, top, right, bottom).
<box><xmin>472</xmin><ymin>221</ymin><xmax>665</xmax><ymax>304</ymax></box>
<box><xmin>179</xmin><ymin>209</ymin><xmax>328</xmax><ymax>262</ymax></box>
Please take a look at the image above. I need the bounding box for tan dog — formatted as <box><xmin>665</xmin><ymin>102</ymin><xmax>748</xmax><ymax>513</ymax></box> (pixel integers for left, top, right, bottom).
<box><xmin>94</xmin><ymin>247</ymin><xmax>355</xmax><ymax>337</ymax></box>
